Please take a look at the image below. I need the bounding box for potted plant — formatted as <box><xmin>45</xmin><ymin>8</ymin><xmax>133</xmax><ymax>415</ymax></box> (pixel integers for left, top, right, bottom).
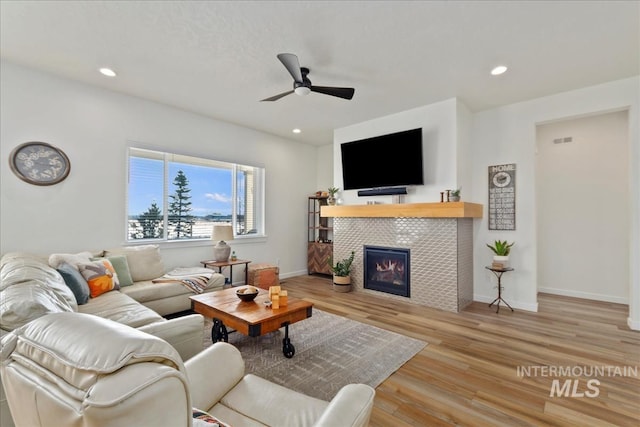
<box><xmin>327</xmin><ymin>186</ymin><xmax>339</xmax><ymax>205</ymax></box>
<box><xmin>487</xmin><ymin>240</ymin><xmax>514</xmax><ymax>268</ymax></box>
<box><xmin>328</xmin><ymin>251</ymin><xmax>355</xmax><ymax>292</ymax></box>
<box><xmin>450</xmin><ymin>187</ymin><xmax>461</xmax><ymax>202</ymax></box>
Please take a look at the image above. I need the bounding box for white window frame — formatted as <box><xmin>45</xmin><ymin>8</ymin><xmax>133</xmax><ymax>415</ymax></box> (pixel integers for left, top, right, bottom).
<box><xmin>126</xmin><ymin>147</ymin><xmax>265</xmax><ymax>243</ymax></box>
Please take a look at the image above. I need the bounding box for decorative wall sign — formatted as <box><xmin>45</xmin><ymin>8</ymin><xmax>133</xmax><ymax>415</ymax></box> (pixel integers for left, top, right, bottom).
<box><xmin>9</xmin><ymin>141</ymin><xmax>70</xmax><ymax>185</ymax></box>
<box><xmin>488</xmin><ymin>163</ymin><xmax>516</xmax><ymax>230</ymax></box>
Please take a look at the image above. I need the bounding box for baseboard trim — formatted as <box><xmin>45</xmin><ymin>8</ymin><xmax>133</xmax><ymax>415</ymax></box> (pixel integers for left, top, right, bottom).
<box><xmin>538</xmin><ymin>287</ymin><xmax>628</xmax><ymax>304</ymax></box>
<box><xmin>627</xmin><ymin>317</ymin><xmax>640</xmax><ymax>331</ymax></box>
<box><xmin>280</xmin><ymin>269</ymin><xmax>309</xmax><ymax>280</ymax></box>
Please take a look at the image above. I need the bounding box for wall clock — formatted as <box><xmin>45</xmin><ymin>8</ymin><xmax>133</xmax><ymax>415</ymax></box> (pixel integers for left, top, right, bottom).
<box><xmin>492</xmin><ymin>171</ymin><xmax>512</xmax><ymax>188</ymax></box>
<box><xmin>9</xmin><ymin>141</ymin><xmax>71</xmax><ymax>186</ymax></box>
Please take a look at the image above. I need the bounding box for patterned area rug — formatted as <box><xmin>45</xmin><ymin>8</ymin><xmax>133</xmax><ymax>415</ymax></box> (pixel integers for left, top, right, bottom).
<box><xmin>203</xmin><ymin>309</ymin><xmax>426</xmax><ymax>401</ymax></box>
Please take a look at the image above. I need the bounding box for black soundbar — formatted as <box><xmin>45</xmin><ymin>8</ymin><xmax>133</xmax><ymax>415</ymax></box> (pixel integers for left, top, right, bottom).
<box><xmin>357</xmin><ymin>187</ymin><xmax>407</xmax><ymax>196</ymax></box>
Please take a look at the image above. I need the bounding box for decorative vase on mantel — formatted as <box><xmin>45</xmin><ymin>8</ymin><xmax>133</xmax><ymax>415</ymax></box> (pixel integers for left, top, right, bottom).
<box><xmin>333</xmin><ymin>275</ymin><xmax>352</xmax><ymax>292</ymax></box>
<box><xmin>449</xmin><ymin>187</ymin><xmax>461</xmax><ymax>202</ymax></box>
<box><xmin>327</xmin><ymin>187</ymin><xmax>339</xmax><ymax>206</ymax></box>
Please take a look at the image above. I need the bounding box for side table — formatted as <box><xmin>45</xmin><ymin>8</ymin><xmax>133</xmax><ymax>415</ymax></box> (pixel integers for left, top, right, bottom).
<box><xmin>485</xmin><ymin>266</ymin><xmax>514</xmax><ymax>313</ymax></box>
<box><xmin>201</xmin><ymin>259</ymin><xmax>251</xmax><ymax>287</ymax></box>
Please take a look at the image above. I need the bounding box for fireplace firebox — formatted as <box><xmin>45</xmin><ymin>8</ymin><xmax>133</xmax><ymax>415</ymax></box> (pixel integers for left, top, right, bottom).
<box><xmin>363</xmin><ymin>246</ymin><xmax>410</xmax><ymax>297</ymax></box>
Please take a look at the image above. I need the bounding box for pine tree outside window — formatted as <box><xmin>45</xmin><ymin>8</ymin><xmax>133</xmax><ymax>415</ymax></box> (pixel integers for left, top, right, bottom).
<box><xmin>127</xmin><ymin>147</ymin><xmax>264</xmax><ymax>242</ymax></box>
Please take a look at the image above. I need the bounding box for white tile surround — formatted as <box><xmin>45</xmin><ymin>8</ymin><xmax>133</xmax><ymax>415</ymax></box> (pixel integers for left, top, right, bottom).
<box><xmin>333</xmin><ymin>217</ymin><xmax>474</xmax><ymax>312</ymax></box>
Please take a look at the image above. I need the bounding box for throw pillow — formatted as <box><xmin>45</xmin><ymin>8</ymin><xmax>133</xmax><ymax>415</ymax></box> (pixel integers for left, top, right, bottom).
<box><xmin>57</xmin><ymin>262</ymin><xmax>90</xmax><ymax>304</ymax></box>
<box><xmin>92</xmin><ymin>255</ymin><xmax>134</xmax><ymax>287</ymax></box>
<box><xmin>103</xmin><ymin>245</ymin><xmax>164</xmax><ymax>281</ymax></box>
<box><xmin>78</xmin><ymin>259</ymin><xmax>120</xmax><ymax>298</ymax></box>
<box><xmin>192</xmin><ymin>408</ymin><xmax>231</xmax><ymax>427</ymax></box>
<box><xmin>48</xmin><ymin>251</ymin><xmax>93</xmax><ymax>270</ymax></box>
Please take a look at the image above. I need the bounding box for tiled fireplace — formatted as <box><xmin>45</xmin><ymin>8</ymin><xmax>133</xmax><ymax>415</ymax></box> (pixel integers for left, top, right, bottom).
<box><xmin>324</xmin><ymin>203</ymin><xmax>482</xmax><ymax>313</ymax></box>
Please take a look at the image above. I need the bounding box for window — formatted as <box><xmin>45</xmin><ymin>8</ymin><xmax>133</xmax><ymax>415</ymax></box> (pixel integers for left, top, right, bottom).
<box><xmin>127</xmin><ymin>147</ymin><xmax>264</xmax><ymax>242</ymax></box>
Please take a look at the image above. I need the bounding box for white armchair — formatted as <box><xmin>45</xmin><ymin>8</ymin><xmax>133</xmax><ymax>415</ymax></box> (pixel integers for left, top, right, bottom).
<box><xmin>0</xmin><ymin>312</ymin><xmax>375</xmax><ymax>427</ymax></box>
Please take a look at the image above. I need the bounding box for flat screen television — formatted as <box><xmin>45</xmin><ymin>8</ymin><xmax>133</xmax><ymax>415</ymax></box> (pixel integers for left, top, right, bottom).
<box><xmin>340</xmin><ymin>128</ymin><xmax>424</xmax><ymax>191</ymax></box>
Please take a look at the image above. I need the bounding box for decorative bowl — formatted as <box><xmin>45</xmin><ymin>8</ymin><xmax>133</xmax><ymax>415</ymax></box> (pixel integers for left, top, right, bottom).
<box><xmin>236</xmin><ymin>286</ymin><xmax>259</xmax><ymax>302</ymax></box>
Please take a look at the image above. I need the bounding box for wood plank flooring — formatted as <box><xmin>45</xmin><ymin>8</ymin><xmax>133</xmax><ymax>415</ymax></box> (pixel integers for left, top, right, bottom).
<box><xmin>282</xmin><ymin>274</ymin><xmax>640</xmax><ymax>427</ymax></box>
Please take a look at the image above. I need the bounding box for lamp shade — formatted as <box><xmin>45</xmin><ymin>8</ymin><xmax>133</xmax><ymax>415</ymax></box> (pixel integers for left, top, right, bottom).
<box><xmin>211</xmin><ymin>224</ymin><xmax>233</xmax><ymax>242</ymax></box>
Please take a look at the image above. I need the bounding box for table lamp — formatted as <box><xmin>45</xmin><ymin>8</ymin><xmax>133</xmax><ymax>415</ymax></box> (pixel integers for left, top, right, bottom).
<box><xmin>211</xmin><ymin>224</ymin><xmax>234</xmax><ymax>262</ymax></box>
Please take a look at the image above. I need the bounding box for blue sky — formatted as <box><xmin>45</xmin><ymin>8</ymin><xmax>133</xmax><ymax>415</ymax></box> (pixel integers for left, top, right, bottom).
<box><xmin>128</xmin><ymin>157</ymin><xmax>232</xmax><ymax>216</ymax></box>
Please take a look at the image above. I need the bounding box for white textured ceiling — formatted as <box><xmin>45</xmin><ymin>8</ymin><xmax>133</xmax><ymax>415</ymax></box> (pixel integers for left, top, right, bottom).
<box><xmin>1</xmin><ymin>1</ymin><xmax>638</xmax><ymax>145</ymax></box>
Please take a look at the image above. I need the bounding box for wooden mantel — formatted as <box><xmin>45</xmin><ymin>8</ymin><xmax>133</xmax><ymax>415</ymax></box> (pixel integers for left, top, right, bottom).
<box><xmin>321</xmin><ymin>202</ymin><xmax>483</xmax><ymax>218</ymax></box>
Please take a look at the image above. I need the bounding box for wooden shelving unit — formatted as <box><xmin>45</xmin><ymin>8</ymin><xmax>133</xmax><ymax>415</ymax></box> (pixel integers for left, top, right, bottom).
<box><xmin>308</xmin><ymin>196</ymin><xmax>333</xmax><ymax>275</ymax></box>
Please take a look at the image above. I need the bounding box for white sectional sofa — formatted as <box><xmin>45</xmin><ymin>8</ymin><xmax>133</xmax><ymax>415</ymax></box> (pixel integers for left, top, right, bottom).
<box><xmin>0</xmin><ymin>245</ymin><xmax>225</xmax><ymax>427</ymax></box>
<box><xmin>2</xmin><ymin>313</ymin><xmax>375</xmax><ymax>427</ymax></box>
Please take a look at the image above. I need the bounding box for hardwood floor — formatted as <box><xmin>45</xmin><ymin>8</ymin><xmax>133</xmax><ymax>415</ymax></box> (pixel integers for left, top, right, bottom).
<box><xmin>282</xmin><ymin>274</ymin><xmax>640</xmax><ymax>427</ymax></box>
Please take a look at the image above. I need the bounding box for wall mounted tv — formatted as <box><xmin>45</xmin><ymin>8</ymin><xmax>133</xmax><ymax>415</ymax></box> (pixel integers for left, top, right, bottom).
<box><xmin>340</xmin><ymin>128</ymin><xmax>424</xmax><ymax>191</ymax></box>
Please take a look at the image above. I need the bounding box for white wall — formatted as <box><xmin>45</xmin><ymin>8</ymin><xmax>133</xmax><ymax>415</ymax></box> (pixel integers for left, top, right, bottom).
<box><xmin>455</xmin><ymin>101</ymin><xmax>473</xmax><ymax>199</ymax></box>
<box><xmin>472</xmin><ymin>77</ymin><xmax>639</xmax><ymax>326</ymax></box>
<box><xmin>0</xmin><ymin>61</ymin><xmax>318</xmax><ymax>280</ymax></box>
<box><xmin>536</xmin><ymin>111</ymin><xmax>629</xmax><ymax>303</ymax></box>
<box><xmin>334</xmin><ymin>98</ymin><xmax>459</xmax><ymax>205</ymax></box>
<box><xmin>315</xmin><ymin>143</ymin><xmax>334</xmax><ymax>194</ymax></box>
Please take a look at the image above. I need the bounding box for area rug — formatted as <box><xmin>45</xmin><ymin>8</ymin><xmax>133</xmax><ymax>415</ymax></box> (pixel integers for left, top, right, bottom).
<box><xmin>203</xmin><ymin>309</ymin><xmax>426</xmax><ymax>401</ymax></box>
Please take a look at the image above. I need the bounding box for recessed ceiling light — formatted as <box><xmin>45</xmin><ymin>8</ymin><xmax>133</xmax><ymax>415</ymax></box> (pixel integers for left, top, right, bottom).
<box><xmin>491</xmin><ymin>65</ymin><xmax>508</xmax><ymax>76</ymax></box>
<box><xmin>292</xmin><ymin>128</ymin><xmax>301</xmax><ymax>134</ymax></box>
<box><xmin>99</xmin><ymin>67</ymin><xmax>117</xmax><ymax>77</ymax></box>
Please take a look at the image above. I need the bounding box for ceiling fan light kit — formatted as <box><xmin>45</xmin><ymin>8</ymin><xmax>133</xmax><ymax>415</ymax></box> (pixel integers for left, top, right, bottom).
<box><xmin>294</xmin><ymin>86</ymin><xmax>311</xmax><ymax>96</ymax></box>
<box><xmin>261</xmin><ymin>53</ymin><xmax>355</xmax><ymax>102</ymax></box>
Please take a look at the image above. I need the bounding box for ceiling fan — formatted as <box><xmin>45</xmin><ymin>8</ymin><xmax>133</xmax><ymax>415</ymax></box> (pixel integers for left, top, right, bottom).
<box><xmin>261</xmin><ymin>53</ymin><xmax>355</xmax><ymax>102</ymax></box>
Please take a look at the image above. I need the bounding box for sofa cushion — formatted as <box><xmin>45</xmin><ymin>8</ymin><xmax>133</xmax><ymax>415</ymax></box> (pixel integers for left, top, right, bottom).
<box><xmin>48</xmin><ymin>251</ymin><xmax>93</xmax><ymax>270</ymax></box>
<box><xmin>77</xmin><ymin>290</ymin><xmax>164</xmax><ymax>328</ymax></box>
<box><xmin>121</xmin><ymin>274</ymin><xmax>225</xmax><ymax>305</ymax></box>
<box><xmin>209</xmin><ymin>404</ymin><xmax>265</xmax><ymax>427</ymax></box>
<box><xmin>120</xmin><ymin>280</ymin><xmax>191</xmax><ymax>303</ymax></box>
<box><xmin>0</xmin><ymin>255</ymin><xmax>77</xmax><ymax>331</ymax></box>
<box><xmin>219</xmin><ymin>374</ymin><xmax>328</xmax><ymax>427</ymax></box>
<box><xmin>57</xmin><ymin>262</ymin><xmax>90</xmax><ymax>304</ymax></box>
<box><xmin>104</xmin><ymin>245</ymin><xmax>164</xmax><ymax>281</ymax></box>
<box><xmin>78</xmin><ymin>259</ymin><xmax>120</xmax><ymax>298</ymax></box>
<box><xmin>0</xmin><ymin>252</ymin><xmax>48</xmax><ymax>268</ymax></box>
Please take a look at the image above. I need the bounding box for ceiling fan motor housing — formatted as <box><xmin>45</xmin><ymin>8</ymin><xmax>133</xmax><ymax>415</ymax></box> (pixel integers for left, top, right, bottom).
<box><xmin>294</xmin><ymin>67</ymin><xmax>312</xmax><ymax>95</ymax></box>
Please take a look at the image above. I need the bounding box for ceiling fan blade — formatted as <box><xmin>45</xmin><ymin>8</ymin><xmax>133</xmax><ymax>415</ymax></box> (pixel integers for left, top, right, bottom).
<box><xmin>260</xmin><ymin>90</ymin><xmax>294</xmax><ymax>102</ymax></box>
<box><xmin>310</xmin><ymin>86</ymin><xmax>355</xmax><ymax>100</ymax></box>
<box><xmin>277</xmin><ymin>53</ymin><xmax>303</xmax><ymax>82</ymax></box>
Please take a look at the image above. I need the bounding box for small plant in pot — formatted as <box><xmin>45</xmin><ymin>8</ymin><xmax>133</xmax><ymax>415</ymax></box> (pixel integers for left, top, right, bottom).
<box><xmin>487</xmin><ymin>240</ymin><xmax>514</xmax><ymax>268</ymax></box>
<box><xmin>450</xmin><ymin>187</ymin><xmax>461</xmax><ymax>202</ymax></box>
<box><xmin>328</xmin><ymin>251</ymin><xmax>355</xmax><ymax>292</ymax></box>
<box><xmin>327</xmin><ymin>186</ymin><xmax>339</xmax><ymax>205</ymax></box>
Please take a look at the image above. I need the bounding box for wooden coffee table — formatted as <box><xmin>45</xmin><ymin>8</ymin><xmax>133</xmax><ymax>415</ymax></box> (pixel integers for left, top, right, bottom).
<box><xmin>190</xmin><ymin>287</ymin><xmax>313</xmax><ymax>358</ymax></box>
